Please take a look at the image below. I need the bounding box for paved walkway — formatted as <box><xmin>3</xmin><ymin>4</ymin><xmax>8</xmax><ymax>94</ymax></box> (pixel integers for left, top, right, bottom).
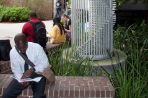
<box><xmin>0</xmin><ymin>20</ymin><xmax>53</xmax><ymax>47</ymax></box>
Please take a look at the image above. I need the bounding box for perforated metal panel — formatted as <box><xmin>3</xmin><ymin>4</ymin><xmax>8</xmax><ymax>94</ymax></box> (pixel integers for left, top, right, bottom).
<box><xmin>71</xmin><ymin>0</ymin><xmax>116</xmax><ymax>60</ymax></box>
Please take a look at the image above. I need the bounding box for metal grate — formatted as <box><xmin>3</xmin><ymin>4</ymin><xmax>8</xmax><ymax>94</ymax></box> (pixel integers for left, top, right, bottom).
<box><xmin>71</xmin><ymin>0</ymin><xmax>115</xmax><ymax>60</ymax></box>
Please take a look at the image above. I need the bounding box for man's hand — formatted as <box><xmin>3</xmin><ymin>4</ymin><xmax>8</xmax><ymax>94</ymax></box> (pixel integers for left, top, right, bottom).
<box><xmin>21</xmin><ymin>68</ymin><xmax>34</xmax><ymax>79</ymax></box>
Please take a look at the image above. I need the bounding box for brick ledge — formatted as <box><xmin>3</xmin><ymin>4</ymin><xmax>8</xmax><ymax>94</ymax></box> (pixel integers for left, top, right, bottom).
<box><xmin>0</xmin><ymin>74</ymin><xmax>115</xmax><ymax>98</ymax></box>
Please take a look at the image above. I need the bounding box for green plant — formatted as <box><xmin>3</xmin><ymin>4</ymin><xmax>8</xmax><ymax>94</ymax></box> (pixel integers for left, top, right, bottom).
<box><xmin>0</xmin><ymin>6</ymin><xmax>31</xmax><ymax>22</ymax></box>
<box><xmin>114</xmin><ymin>21</ymin><xmax>148</xmax><ymax>60</ymax></box>
<box><xmin>116</xmin><ymin>0</ymin><xmax>148</xmax><ymax>8</ymax></box>
<box><xmin>47</xmin><ymin>44</ymin><xmax>93</xmax><ymax>76</ymax></box>
<box><xmin>104</xmin><ymin>21</ymin><xmax>148</xmax><ymax>98</ymax></box>
<box><xmin>116</xmin><ymin>0</ymin><xmax>128</xmax><ymax>7</ymax></box>
<box><xmin>0</xmin><ymin>6</ymin><xmax>4</xmax><ymax>21</ymax></box>
<box><xmin>102</xmin><ymin>44</ymin><xmax>147</xmax><ymax>98</ymax></box>
<box><xmin>0</xmin><ymin>0</ymin><xmax>4</xmax><ymax>5</ymax></box>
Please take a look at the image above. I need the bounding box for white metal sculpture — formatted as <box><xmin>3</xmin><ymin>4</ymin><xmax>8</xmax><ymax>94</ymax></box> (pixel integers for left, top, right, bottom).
<box><xmin>71</xmin><ymin>0</ymin><xmax>116</xmax><ymax>60</ymax></box>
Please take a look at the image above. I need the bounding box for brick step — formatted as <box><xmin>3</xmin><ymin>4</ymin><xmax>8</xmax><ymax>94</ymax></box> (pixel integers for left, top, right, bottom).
<box><xmin>0</xmin><ymin>74</ymin><xmax>115</xmax><ymax>98</ymax></box>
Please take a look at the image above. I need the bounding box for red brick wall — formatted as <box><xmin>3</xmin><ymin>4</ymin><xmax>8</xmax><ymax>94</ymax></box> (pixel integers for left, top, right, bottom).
<box><xmin>0</xmin><ymin>74</ymin><xmax>115</xmax><ymax>98</ymax></box>
<box><xmin>1</xmin><ymin>0</ymin><xmax>54</xmax><ymax>20</ymax></box>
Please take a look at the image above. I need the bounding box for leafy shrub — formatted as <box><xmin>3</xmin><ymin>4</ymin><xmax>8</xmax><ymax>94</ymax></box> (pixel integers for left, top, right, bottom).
<box><xmin>114</xmin><ymin>21</ymin><xmax>148</xmax><ymax>62</ymax></box>
<box><xmin>0</xmin><ymin>6</ymin><xmax>5</xmax><ymax>21</ymax></box>
<box><xmin>105</xmin><ymin>21</ymin><xmax>148</xmax><ymax>98</ymax></box>
<box><xmin>0</xmin><ymin>6</ymin><xmax>31</xmax><ymax>22</ymax></box>
<box><xmin>116</xmin><ymin>0</ymin><xmax>127</xmax><ymax>7</ymax></box>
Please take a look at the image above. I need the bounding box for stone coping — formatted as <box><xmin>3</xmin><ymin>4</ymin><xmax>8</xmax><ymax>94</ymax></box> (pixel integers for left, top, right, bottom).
<box><xmin>62</xmin><ymin>48</ymin><xmax>127</xmax><ymax>66</ymax></box>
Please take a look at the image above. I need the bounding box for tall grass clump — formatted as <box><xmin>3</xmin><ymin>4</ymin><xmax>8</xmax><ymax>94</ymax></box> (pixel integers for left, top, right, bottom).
<box><xmin>47</xmin><ymin>44</ymin><xmax>92</xmax><ymax>76</ymax></box>
<box><xmin>102</xmin><ymin>21</ymin><xmax>148</xmax><ymax>98</ymax></box>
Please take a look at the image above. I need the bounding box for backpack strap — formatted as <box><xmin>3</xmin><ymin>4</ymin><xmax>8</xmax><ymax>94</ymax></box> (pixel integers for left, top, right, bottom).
<box><xmin>29</xmin><ymin>21</ymin><xmax>47</xmax><ymax>48</ymax></box>
<box><xmin>29</xmin><ymin>21</ymin><xmax>36</xmax><ymax>31</ymax></box>
<box><xmin>29</xmin><ymin>21</ymin><xmax>44</xmax><ymax>32</ymax></box>
<box><xmin>15</xmin><ymin>46</ymin><xmax>35</xmax><ymax>68</ymax></box>
<box><xmin>29</xmin><ymin>21</ymin><xmax>36</xmax><ymax>42</ymax></box>
<box><xmin>29</xmin><ymin>21</ymin><xmax>40</xmax><ymax>42</ymax></box>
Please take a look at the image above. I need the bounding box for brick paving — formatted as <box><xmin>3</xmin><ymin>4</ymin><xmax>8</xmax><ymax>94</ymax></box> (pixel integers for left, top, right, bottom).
<box><xmin>0</xmin><ymin>74</ymin><xmax>115</xmax><ymax>98</ymax></box>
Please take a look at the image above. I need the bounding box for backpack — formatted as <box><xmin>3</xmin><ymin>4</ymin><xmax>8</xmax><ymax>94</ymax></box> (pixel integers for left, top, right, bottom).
<box><xmin>29</xmin><ymin>21</ymin><xmax>47</xmax><ymax>48</ymax></box>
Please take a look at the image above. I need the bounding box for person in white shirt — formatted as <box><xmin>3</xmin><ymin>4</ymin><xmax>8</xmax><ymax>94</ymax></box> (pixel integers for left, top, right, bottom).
<box><xmin>2</xmin><ymin>33</ymin><xmax>50</xmax><ymax>98</ymax></box>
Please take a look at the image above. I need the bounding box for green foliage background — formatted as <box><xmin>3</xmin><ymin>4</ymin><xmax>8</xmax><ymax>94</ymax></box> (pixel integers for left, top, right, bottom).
<box><xmin>0</xmin><ymin>6</ymin><xmax>30</xmax><ymax>22</ymax></box>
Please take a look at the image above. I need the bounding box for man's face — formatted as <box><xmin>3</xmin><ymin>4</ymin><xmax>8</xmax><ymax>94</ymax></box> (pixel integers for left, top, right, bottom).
<box><xmin>16</xmin><ymin>40</ymin><xmax>28</xmax><ymax>53</ymax></box>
